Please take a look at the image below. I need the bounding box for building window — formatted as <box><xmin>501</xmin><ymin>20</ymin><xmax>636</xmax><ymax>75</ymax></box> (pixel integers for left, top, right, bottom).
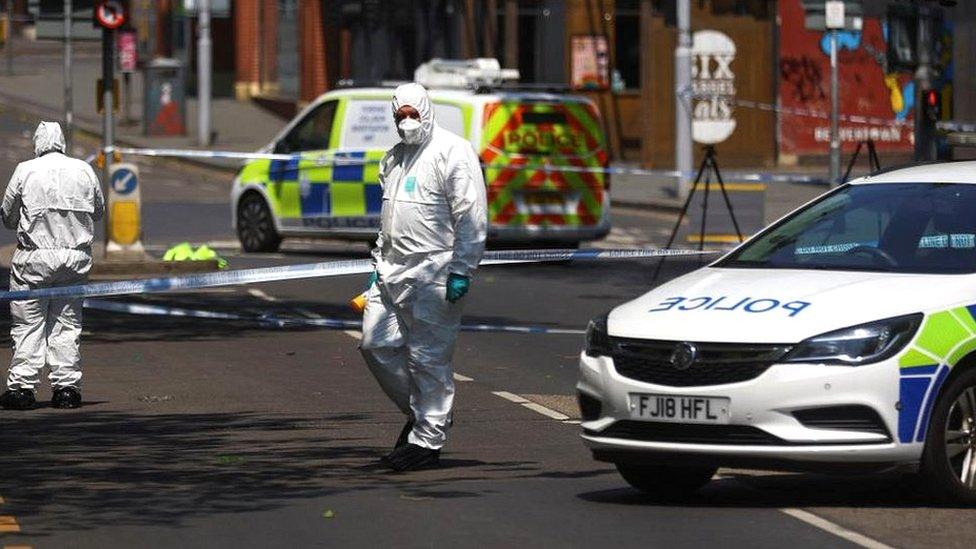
<box><xmin>614</xmin><ymin>0</ymin><xmax>640</xmax><ymax>91</ymax></box>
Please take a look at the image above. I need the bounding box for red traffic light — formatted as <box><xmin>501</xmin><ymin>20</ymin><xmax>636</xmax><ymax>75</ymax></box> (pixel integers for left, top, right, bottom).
<box><xmin>926</xmin><ymin>89</ymin><xmax>939</xmax><ymax>107</ymax></box>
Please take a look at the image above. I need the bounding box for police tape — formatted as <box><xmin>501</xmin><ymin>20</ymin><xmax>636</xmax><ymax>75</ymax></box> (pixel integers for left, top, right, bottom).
<box><xmin>100</xmin><ymin>145</ymin><xmax>829</xmax><ymax>184</ymax></box>
<box><xmin>82</xmin><ymin>299</ymin><xmax>586</xmax><ymax>335</ymax></box>
<box><xmin>685</xmin><ymin>90</ymin><xmax>914</xmax><ymax>129</ymax></box>
<box><xmin>0</xmin><ymin>247</ymin><xmax>715</xmax><ymax>302</ymax></box>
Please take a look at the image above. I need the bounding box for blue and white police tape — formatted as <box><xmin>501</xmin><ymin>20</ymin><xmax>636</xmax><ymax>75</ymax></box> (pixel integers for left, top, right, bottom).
<box><xmin>83</xmin><ymin>299</ymin><xmax>585</xmax><ymax>335</ymax></box>
<box><xmin>684</xmin><ymin>90</ymin><xmax>914</xmax><ymax>128</ymax></box>
<box><xmin>0</xmin><ymin>247</ymin><xmax>715</xmax><ymax>302</ymax></box>
<box><xmin>101</xmin><ymin>146</ymin><xmax>829</xmax><ymax>184</ymax></box>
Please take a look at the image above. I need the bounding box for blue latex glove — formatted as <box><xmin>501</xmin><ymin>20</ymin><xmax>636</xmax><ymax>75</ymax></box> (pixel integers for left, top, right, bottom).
<box><xmin>366</xmin><ymin>270</ymin><xmax>379</xmax><ymax>290</ymax></box>
<box><xmin>446</xmin><ymin>273</ymin><xmax>470</xmax><ymax>303</ymax></box>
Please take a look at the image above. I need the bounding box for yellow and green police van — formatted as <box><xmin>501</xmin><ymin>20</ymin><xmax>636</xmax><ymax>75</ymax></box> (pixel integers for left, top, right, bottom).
<box><xmin>231</xmin><ymin>77</ymin><xmax>611</xmax><ymax>252</ymax></box>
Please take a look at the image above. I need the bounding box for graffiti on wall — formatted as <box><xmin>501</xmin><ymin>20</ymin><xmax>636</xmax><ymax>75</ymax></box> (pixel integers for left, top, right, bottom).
<box><xmin>778</xmin><ymin>0</ymin><xmax>952</xmax><ymax>155</ymax></box>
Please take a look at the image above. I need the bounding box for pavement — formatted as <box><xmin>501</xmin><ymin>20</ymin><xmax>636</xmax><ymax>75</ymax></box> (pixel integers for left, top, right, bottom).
<box><xmin>6</xmin><ymin>41</ymin><xmax>975</xmax><ymax>548</ymax></box>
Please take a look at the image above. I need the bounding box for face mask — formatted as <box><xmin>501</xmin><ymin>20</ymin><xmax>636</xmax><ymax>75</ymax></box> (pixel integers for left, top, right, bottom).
<box><xmin>397</xmin><ymin>117</ymin><xmax>423</xmax><ymax>144</ymax></box>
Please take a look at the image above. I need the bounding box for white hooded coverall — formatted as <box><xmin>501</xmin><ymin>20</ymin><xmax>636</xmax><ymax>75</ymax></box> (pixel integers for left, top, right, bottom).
<box><xmin>2</xmin><ymin>122</ymin><xmax>104</xmax><ymax>391</ymax></box>
<box><xmin>360</xmin><ymin>84</ymin><xmax>488</xmax><ymax>450</ymax></box>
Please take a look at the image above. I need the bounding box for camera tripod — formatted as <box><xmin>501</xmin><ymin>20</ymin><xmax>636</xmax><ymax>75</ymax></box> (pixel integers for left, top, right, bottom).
<box><xmin>652</xmin><ymin>145</ymin><xmax>743</xmax><ymax>283</ymax></box>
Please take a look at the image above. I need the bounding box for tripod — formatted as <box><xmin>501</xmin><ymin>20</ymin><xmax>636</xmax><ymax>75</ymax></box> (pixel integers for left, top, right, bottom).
<box><xmin>652</xmin><ymin>145</ymin><xmax>743</xmax><ymax>283</ymax></box>
<box><xmin>842</xmin><ymin>139</ymin><xmax>881</xmax><ymax>184</ymax></box>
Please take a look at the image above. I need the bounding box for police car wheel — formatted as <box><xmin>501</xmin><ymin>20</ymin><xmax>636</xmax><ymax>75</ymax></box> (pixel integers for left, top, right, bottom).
<box><xmin>237</xmin><ymin>193</ymin><xmax>281</xmax><ymax>253</ymax></box>
<box><xmin>921</xmin><ymin>367</ymin><xmax>976</xmax><ymax>504</ymax></box>
<box><xmin>615</xmin><ymin>463</ymin><xmax>716</xmax><ymax>498</ymax></box>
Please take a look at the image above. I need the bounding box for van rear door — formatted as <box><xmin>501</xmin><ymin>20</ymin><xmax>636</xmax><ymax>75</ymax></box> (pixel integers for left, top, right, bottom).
<box><xmin>480</xmin><ymin>99</ymin><xmax>609</xmax><ymax>231</ymax></box>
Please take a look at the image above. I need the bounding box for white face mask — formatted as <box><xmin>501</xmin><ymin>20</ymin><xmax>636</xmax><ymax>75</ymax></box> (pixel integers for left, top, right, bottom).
<box><xmin>397</xmin><ymin>117</ymin><xmax>423</xmax><ymax>144</ymax></box>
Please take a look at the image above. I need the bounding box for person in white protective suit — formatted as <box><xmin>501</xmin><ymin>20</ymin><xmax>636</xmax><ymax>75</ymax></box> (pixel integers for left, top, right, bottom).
<box><xmin>0</xmin><ymin>122</ymin><xmax>104</xmax><ymax>411</ymax></box>
<box><xmin>360</xmin><ymin>83</ymin><xmax>487</xmax><ymax>471</ymax></box>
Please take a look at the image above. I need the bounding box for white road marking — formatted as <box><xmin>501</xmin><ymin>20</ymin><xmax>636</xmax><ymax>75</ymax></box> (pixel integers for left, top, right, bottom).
<box><xmin>493</xmin><ymin>391</ymin><xmax>529</xmax><ymax>404</ymax></box>
<box><xmin>344</xmin><ymin>330</ymin><xmax>362</xmax><ymax>339</ymax></box>
<box><xmin>522</xmin><ymin>402</ymin><xmax>570</xmax><ymax>420</ymax></box>
<box><xmin>453</xmin><ymin>373</ymin><xmax>474</xmax><ymax>382</ymax></box>
<box><xmin>562</xmin><ymin>419</ymin><xmax>582</xmax><ymax>425</ymax></box>
<box><xmin>779</xmin><ymin>508</ymin><xmax>894</xmax><ymax>549</ymax></box>
<box><xmin>247</xmin><ymin>288</ymin><xmax>278</xmax><ymax>302</ymax></box>
<box><xmin>492</xmin><ymin>391</ymin><xmax>574</xmax><ymax>421</ymax></box>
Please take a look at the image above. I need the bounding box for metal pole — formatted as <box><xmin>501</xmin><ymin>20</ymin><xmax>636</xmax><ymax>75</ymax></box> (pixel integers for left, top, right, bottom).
<box><xmin>675</xmin><ymin>0</ymin><xmax>693</xmax><ymax>199</ymax></box>
<box><xmin>829</xmin><ymin>29</ymin><xmax>840</xmax><ymax>185</ymax></box>
<box><xmin>64</xmin><ymin>0</ymin><xmax>73</xmax><ymax>152</ymax></box>
<box><xmin>5</xmin><ymin>0</ymin><xmax>13</xmax><ymax>76</ymax></box>
<box><xmin>102</xmin><ymin>27</ymin><xmax>115</xmax><ymax>247</ymax></box>
<box><xmin>914</xmin><ymin>4</ymin><xmax>933</xmax><ymax>161</ymax></box>
<box><xmin>197</xmin><ymin>0</ymin><xmax>211</xmax><ymax>146</ymax></box>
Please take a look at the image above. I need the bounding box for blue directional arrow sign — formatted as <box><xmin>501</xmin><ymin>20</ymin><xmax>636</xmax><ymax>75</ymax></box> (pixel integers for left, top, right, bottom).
<box><xmin>110</xmin><ymin>166</ymin><xmax>137</xmax><ymax>195</ymax></box>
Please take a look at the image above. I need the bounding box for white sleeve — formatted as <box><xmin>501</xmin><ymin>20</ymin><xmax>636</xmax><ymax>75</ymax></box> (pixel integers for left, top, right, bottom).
<box><xmin>86</xmin><ymin>164</ymin><xmax>105</xmax><ymax>221</ymax></box>
<box><xmin>1</xmin><ymin>164</ymin><xmax>24</xmax><ymax>230</ymax></box>
<box><xmin>444</xmin><ymin>141</ymin><xmax>487</xmax><ymax>276</ymax></box>
<box><xmin>371</xmin><ymin>149</ymin><xmax>396</xmax><ymax>267</ymax></box>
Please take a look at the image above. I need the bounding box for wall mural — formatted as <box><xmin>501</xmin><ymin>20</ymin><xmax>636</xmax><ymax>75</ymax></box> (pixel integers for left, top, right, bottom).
<box><xmin>778</xmin><ymin>0</ymin><xmax>952</xmax><ymax>156</ymax></box>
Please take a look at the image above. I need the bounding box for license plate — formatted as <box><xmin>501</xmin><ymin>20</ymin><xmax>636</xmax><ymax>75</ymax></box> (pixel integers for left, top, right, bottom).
<box><xmin>522</xmin><ymin>192</ymin><xmax>566</xmax><ymax>214</ymax></box>
<box><xmin>629</xmin><ymin>393</ymin><xmax>731</xmax><ymax>424</ymax></box>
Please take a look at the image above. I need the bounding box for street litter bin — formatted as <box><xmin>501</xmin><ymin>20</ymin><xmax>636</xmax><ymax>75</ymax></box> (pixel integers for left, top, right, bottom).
<box><xmin>143</xmin><ymin>58</ymin><xmax>187</xmax><ymax>136</ymax></box>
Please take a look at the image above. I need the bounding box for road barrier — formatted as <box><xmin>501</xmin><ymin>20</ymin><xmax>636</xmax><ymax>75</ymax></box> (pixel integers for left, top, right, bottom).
<box><xmin>0</xmin><ymin>247</ymin><xmax>716</xmax><ymax>302</ymax></box>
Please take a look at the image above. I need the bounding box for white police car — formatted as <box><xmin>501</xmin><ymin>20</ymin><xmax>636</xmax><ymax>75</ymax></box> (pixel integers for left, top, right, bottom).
<box><xmin>579</xmin><ymin>162</ymin><xmax>976</xmax><ymax>502</ymax></box>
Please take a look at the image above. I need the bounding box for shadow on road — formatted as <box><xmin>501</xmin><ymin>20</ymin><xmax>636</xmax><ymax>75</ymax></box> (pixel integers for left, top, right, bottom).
<box><xmin>0</xmin><ymin>409</ymin><xmax>540</xmax><ymax>535</ymax></box>
<box><xmin>578</xmin><ymin>470</ymin><xmax>970</xmax><ymax>509</ymax></box>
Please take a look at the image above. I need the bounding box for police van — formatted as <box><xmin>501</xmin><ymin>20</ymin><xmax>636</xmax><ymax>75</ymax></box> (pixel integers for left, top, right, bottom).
<box><xmin>232</xmin><ymin>59</ymin><xmax>611</xmax><ymax>252</ymax></box>
<box><xmin>580</xmin><ymin>162</ymin><xmax>976</xmax><ymax>502</ymax></box>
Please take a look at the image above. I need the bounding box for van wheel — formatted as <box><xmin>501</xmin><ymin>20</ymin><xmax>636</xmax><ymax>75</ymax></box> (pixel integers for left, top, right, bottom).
<box><xmin>237</xmin><ymin>193</ymin><xmax>281</xmax><ymax>253</ymax></box>
<box><xmin>921</xmin><ymin>367</ymin><xmax>976</xmax><ymax>504</ymax></box>
<box><xmin>615</xmin><ymin>463</ymin><xmax>716</xmax><ymax>498</ymax></box>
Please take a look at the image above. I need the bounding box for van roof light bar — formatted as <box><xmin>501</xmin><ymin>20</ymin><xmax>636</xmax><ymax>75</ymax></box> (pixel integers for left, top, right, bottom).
<box><xmin>414</xmin><ymin>58</ymin><xmax>520</xmax><ymax>90</ymax></box>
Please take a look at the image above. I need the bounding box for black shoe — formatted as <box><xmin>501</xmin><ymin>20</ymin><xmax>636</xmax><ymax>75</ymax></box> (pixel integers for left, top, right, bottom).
<box><xmin>51</xmin><ymin>387</ymin><xmax>82</xmax><ymax>409</ymax></box>
<box><xmin>382</xmin><ymin>443</ymin><xmax>440</xmax><ymax>472</ymax></box>
<box><xmin>394</xmin><ymin>420</ymin><xmax>415</xmax><ymax>449</ymax></box>
<box><xmin>0</xmin><ymin>388</ymin><xmax>35</xmax><ymax>410</ymax></box>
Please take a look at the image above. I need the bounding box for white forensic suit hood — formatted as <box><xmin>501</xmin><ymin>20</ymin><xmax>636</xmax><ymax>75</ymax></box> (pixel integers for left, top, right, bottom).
<box><xmin>33</xmin><ymin>121</ymin><xmax>66</xmax><ymax>157</ymax></box>
<box><xmin>392</xmin><ymin>83</ymin><xmax>435</xmax><ymax>145</ymax></box>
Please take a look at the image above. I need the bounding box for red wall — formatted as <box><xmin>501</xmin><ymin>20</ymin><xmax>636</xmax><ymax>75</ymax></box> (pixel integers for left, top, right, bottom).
<box><xmin>778</xmin><ymin>0</ymin><xmax>915</xmax><ymax>156</ymax></box>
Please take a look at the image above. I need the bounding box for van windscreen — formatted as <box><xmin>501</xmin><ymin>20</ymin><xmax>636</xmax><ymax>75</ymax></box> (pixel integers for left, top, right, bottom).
<box><xmin>521</xmin><ymin>111</ymin><xmax>568</xmax><ymax>125</ymax></box>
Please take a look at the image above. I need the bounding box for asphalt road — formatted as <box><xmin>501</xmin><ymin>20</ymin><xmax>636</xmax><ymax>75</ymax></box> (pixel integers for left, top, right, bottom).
<box><xmin>0</xmin><ymin>106</ymin><xmax>973</xmax><ymax>548</ymax></box>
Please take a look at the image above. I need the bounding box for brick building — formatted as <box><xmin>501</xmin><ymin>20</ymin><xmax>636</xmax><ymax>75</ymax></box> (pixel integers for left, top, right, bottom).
<box><xmin>225</xmin><ymin>0</ymin><xmax>970</xmax><ymax>167</ymax></box>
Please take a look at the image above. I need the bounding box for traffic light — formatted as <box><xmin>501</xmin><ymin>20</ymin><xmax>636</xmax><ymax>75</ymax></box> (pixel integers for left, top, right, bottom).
<box><xmin>923</xmin><ymin>88</ymin><xmax>941</xmax><ymax>121</ymax></box>
<box><xmin>916</xmin><ymin>87</ymin><xmax>942</xmax><ymax>161</ymax></box>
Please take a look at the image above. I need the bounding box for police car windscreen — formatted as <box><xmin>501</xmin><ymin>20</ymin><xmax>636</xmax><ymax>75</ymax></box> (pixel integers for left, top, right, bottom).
<box><xmin>718</xmin><ymin>183</ymin><xmax>976</xmax><ymax>274</ymax></box>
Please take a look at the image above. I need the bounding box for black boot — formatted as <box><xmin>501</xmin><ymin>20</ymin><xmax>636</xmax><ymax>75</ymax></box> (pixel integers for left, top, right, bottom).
<box><xmin>0</xmin><ymin>388</ymin><xmax>36</xmax><ymax>410</ymax></box>
<box><xmin>394</xmin><ymin>420</ymin><xmax>414</xmax><ymax>449</ymax></box>
<box><xmin>51</xmin><ymin>386</ymin><xmax>82</xmax><ymax>409</ymax></box>
<box><xmin>383</xmin><ymin>443</ymin><xmax>440</xmax><ymax>472</ymax></box>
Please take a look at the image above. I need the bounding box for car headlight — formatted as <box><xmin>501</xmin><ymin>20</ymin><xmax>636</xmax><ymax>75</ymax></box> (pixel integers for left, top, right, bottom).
<box><xmin>784</xmin><ymin>313</ymin><xmax>922</xmax><ymax>366</ymax></box>
<box><xmin>585</xmin><ymin>312</ymin><xmax>613</xmax><ymax>357</ymax></box>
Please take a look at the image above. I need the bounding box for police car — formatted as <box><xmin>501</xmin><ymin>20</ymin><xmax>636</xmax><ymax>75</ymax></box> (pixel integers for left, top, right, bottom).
<box><xmin>231</xmin><ymin>59</ymin><xmax>611</xmax><ymax>252</ymax></box>
<box><xmin>580</xmin><ymin>162</ymin><xmax>976</xmax><ymax>502</ymax></box>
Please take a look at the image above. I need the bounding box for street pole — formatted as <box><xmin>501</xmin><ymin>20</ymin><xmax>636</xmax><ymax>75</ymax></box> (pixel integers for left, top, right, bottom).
<box><xmin>64</xmin><ymin>0</ymin><xmax>73</xmax><ymax>152</ymax></box>
<box><xmin>829</xmin><ymin>29</ymin><xmax>840</xmax><ymax>185</ymax></box>
<box><xmin>102</xmin><ymin>27</ymin><xmax>114</xmax><ymax>247</ymax></box>
<box><xmin>197</xmin><ymin>0</ymin><xmax>212</xmax><ymax>147</ymax></box>
<box><xmin>5</xmin><ymin>0</ymin><xmax>13</xmax><ymax>76</ymax></box>
<box><xmin>674</xmin><ymin>0</ymin><xmax>693</xmax><ymax>199</ymax></box>
<box><xmin>914</xmin><ymin>4</ymin><xmax>934</xmax><ymax>161</ymax></box>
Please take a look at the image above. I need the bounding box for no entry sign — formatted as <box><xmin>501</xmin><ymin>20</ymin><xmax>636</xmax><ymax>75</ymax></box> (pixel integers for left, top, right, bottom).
<box><xmin>95</xmin><ymin>0</ymin><xmax>126</xmax><ymax>30</ymax></box>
